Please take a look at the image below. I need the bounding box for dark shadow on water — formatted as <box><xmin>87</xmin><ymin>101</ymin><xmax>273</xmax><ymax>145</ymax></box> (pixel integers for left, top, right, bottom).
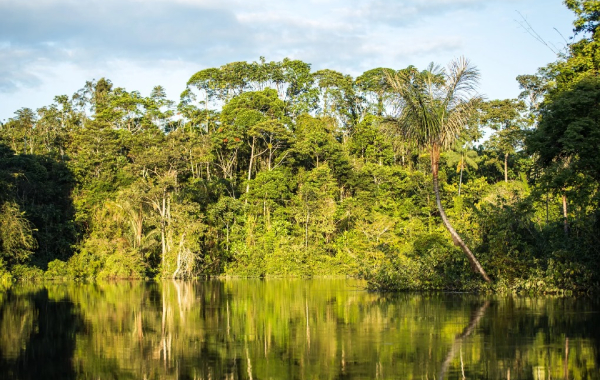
<box><xmin>0</xmin><ymin>288</ymin><xmax>84</xmax><ymax>380</ymax></box>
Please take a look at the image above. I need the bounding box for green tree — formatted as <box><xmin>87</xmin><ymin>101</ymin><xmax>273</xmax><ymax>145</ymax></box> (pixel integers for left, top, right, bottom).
<box><xmin>313</xmin><ymin>69</ymin><xmax>364</xmax><ymax>136</ymax></box>
<box><xmin>387</xmin><ymin>58</ymin><xmax>490</xmax><ymax>282</ymax></box>
<box><xmin>443</xmin><ymin>148</ymin><xmax>478</xmax><ymax>196</ymax></box>
<box><xmin>349</xmin><ymin>114</ymin><xmax>394</xmax><ymax>166</ymax></box>
<box><xmin>292</xmin><ymin>165</ymin><xmax>338</xmax><ymax>250</ymax></box>
<box><xmin>355</xmin><ymin>68</ymin><xmax>395</xmax><ymax>117</ymax></box>
<box><xmin>219</xmin><ymin>89</ymin><xmax>288</xmax><ymax>196</ymax></box>
<box><xmin>527</xmin><ymin>77</ymin><xmax>600</xmax><ymax>236</ymax></box>
<box><xmin>527</xmin><ymin>79</ymin><xmax>600</xmax><ymax>180</ymax></box>
<box><xmin>516</xmin><ymin>74</ymin><xmax>550</xmax><ymax>112</ymax></box>
<box><xmin>0</xmin><ymin>201</ymin><xmax>37</xmax><ymax>265</ymax></box>
<box><xmin>480</xmin><ymin>99</ymin><xmax>529</xmax><ymax>183</ymax></box>
<box><xmin>1</xmin><ymin>108</ymin><xmax>37</xmax><ymax>155</ymax></box>
<box><xmin>546</xmin><ymin>1</ymin><xmax>600</xmax><ymax>89</ymax></box>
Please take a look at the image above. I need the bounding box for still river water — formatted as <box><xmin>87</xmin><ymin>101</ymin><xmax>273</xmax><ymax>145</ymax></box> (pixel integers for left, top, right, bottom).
<box><xmin>0</xmin><ymin>279</ymin><xmax>599</xmax><ymax>379</ymax></box>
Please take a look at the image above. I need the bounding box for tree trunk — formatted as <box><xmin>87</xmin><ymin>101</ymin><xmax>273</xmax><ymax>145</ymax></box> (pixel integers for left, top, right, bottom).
<box><xmin>504</xmin><ymin>152</ymin><xmax>509</xmax><ymax>183</ymax></box>
<box><xmin>305</xmin><ymin>210</ymin><xmax>310</xmax><ymax>249</ymax></box>
<box><xmin>562</xmin><ymin>193</ymin><xmax>569</xmax><ymax>236</ymax></box>
<box><xmin>161</xmin><ymin>191</ymin><xmax>167</xmax><ymax>270</ymax></box>
<box><xmin>432</xmin><ymin>144</ymin><xmax>490</xmax><ymax>282</ymax></box>
<box><xmin>136</xmin><ymin>206</ymin><xmax>143</xmax><ymax>249</ymax></box>
<box><xmin>458</xmin><ymin>158</ymin><xmax>464</xmax><ymax>197</ymax></box>
<box><xmin>226</xmin><ymin>222</ymin><xmax>230</xmax><ymax>251</ymax></box>
<box><xmin>246</xmin><ymin>137</ymin><xmax>256</xmax><ymax>195</ymax></box>
<box><xmin>546</xmin><ymin>192</ymin><xmax>549</xmax><ymax>224</ymax></box>
<box><xmin>172</xmin><ymin>233</ymin><xmax>185</xmax><ymax>279</ymax></box>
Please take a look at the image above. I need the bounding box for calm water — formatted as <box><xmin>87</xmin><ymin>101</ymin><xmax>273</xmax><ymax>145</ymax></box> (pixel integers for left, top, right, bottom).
<box><xmin>0</xmin><ymin>279</ymin><xmax>599</xmax><ymax>379</ymax></box>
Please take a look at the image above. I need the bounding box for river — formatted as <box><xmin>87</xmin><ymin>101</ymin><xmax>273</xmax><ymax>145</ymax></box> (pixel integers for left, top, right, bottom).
<box><xmin>0</xmin><ymin>279</ymin><xmax>598</xmax><ymax>379</ymax></box>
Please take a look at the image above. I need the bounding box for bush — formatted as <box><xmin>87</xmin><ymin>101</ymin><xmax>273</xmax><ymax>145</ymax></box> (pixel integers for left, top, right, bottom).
<box><xmin>44</xmin><ymin>259</ymin><xmax>69</xmax><ymax>280</ymax></box>
<box><xmin>97</xmin><ymin>251</ymin><xmax>145</xmax><ymax>280</ymax></box>
<box><xmin>0</xmin><ymin>259</ymin><xmax>13</xmax><ymax>289</ymax></box>
<box><xmin>11</xmin><ymin>264</ymin><xmax>44</xmax><ymax>282</ymax></box>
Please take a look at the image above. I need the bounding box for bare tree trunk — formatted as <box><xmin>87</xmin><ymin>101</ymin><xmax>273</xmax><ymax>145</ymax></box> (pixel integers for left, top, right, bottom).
<box><xmin>136</xmin><ymin>206</ymin><xmax>143</xmax><ymax>249</ymax></box>
<box><xmin>225</xmin><ymin>222</ymin><xmax>230</xmax><ymax>251</ymax></box>
<box><xmin>432</xmin><ymin>145</ymin><xmax>490</xmax><ymax>282</ymax></box>
<box><xmin>546</xmin><ymin>192</ymin><xmax>549</xmax><ymax>224</ymax></box>
<box><xmin>172</xmin><ymin>233</ymin><xmax>187</xmax><ymax>279</ymax></box>
<box><xmin>504</xmin><ymin>152</ymin><xmax>509</xmax><ymax>183</ymax></box>
<box><xmin>246</xmin><ymin>136</ymin><xmax>256</xmax><ymax>195</ymax></box>
<box><xmin>161</xmin><ymin>191</ymin><xmax>167</xmax><ymax>270</ymax></box>
<box><xmin>562</xmin><ymin>193</ymin><xmax>569</xmax><ymax>236</ymax></box>
<box><xmin>458</xmin><ymin>158</ymin><xmax>464</xmax><ymax>197</ymax></box>
<box><xmin>305</xmin><ymin>210</ymin><xmax>309</xmax><ymax>249</ymax></box>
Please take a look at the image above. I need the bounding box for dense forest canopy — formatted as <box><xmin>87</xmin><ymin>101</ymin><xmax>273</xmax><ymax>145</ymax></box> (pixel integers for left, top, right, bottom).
<box><xmin>0</xmin><ymin>1</ymin><xmax>598</xmax><ymax>293</ymax></box>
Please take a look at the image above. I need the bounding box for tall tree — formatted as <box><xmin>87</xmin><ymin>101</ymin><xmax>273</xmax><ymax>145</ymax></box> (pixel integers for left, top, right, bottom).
<box><xmin>387</xmin><ymin>58</ymin><xmax>490</xmax><ymax>282</ymax></box>
<box><xmin>526</xmin><ymin>1</ymin><xmax>600</xmax><ymax>236</ymax></box>
<box><xmin>355</xmin><ymin>68</ymin><xmax>395</xmax><ymax>117</ymax></box>
<box><xmin>443</xmin><ymin>148</ymin><xmax>478</xmax><ymax>196</ymax></box>
<box><xmin>527</xmin><ymin>77</ymin><xmax>600</xmax><ymax>232</ymax></box>
<box><xmin>480</xmin><ymin>99</ymin><xmax>529</xmax><ymax>183</ymax></box>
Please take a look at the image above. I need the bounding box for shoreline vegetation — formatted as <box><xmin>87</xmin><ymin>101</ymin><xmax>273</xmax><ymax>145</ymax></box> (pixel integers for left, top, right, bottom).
<box><xmin>1</xmin><ymin>1</ymin><xmax>599</xmax><ymax>294</ymax></box>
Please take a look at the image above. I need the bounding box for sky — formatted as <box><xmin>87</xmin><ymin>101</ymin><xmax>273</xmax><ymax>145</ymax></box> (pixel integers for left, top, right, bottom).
<box><xmin>0</xmin><ymin>0</ymin><xmax>575</xmax><ymax>121</ymax></box>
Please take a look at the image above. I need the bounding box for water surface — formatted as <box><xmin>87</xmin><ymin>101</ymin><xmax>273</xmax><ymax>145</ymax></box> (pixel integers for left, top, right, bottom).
<box><xmin>0</xmin><ymin>279</ymin><xmax>599</xmax><ymax>379</ymax></box>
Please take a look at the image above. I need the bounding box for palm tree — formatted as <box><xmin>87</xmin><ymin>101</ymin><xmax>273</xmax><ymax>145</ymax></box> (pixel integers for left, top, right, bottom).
<box><xmin>387</xmin><ymin>58</ymin><xmax>491</xmax><ymax>283</ymax></box>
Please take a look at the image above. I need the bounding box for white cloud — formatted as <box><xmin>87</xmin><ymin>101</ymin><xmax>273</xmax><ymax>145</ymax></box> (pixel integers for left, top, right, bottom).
<box><xmin>0</xmin><ymin>0</ymin><xmax>576</xmax><ymax>118</ymax></box>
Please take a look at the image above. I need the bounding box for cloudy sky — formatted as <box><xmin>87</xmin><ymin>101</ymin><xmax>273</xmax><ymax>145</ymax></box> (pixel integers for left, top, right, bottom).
<box><xmin>0</xmin><ymin>0</ymin><xmax>574</xmax><ymax>120</ymax></box>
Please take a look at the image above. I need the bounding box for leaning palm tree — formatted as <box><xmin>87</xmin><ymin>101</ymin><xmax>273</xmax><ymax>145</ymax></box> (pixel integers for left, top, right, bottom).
<box><xmin>387</xmin><ymin>58</ymin><xmax>491</xmax><ymax>283</ymax></box>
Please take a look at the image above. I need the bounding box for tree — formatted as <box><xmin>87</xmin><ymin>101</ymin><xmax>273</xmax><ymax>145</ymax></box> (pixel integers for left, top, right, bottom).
<box><xmin>292</xmin><ymin>166</ymin><xmax>338</xmax><ymax>249</ymax></box>
<box><xmin>525</xmin><ymin>3</ymin><xmax>600</xmax><ymax>236</ymax></box>
<box><xmin>527</xmin><ymin>77</ymin><xmax>600</xmax><ymax>232</ymax></box>
<box><xmin>1</xmin><ymin>108</ymin><xmax>37</xmax><ymax>155</ymax></box>
<box><xmin>566</xmin><ymin>0</ymin><xmax>600</xmax><ymax>36</ymax></box>
<box><xmin>355</xmin><ymin>68</ymin><xmax>395</xmax><ymax>117</ymax></box>
<box><xmin>480</xmin><ymin>99</ymin><xmax>529</xmax><ymax>183</ymax></box>
<box><xmin>546</xmin><ymin>1</ymin><xmax>600</xmax><ymax>89</ymax></box>
<box><xmin>387</xmin><ymin>58</ymin><xmax>490</xmax><ymax>282</ymax></box>
<box><xmin>0</xmin><ymin>201</ymin><xmax>37</xmax><ymax>265</ymax></box>
<box><xmin>349</xmin><ymin>115</ymin><xmax>394</xmax><ymax>166</ymax></box>
<box><xmin>313</xmin><ymin>69</ymin><xmax>364</xmax><ymax>136</ymax></box>
<box><xmin>516</xmin><ymin>74</ymin><xmax>549</xmax><ymax>112</ymax></box>
<box><xmin>219</xmin><ymin>89</ymin><xmax>288</xmax><ymax>196</ymax></box>
<box><xmin>443</xmin><ymin>148</ymin><xmax>478</xmax><ymax>196</ymax></box>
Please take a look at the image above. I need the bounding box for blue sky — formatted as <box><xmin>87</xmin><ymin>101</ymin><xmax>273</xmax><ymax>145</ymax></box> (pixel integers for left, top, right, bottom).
<box><xmin>0</xmin><ymin>0</ymin><xmax>575</xmax><ymax>121</ymax></box>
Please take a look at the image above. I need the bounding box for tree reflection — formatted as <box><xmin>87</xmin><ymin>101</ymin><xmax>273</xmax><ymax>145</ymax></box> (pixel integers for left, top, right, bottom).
<box><xmin>0</xmin><ymin>281</ymin><xmax>599</xmax><ymax>379</ymax></box>
<box><xmin>438</xmin><ymin>300</ymin><xmax>490</xmax><ymax>380</ymax></box>
<box><xmin>0</xmin><ymin>287</ymin><xmax>84</xmax><ymax>380</ymax></box>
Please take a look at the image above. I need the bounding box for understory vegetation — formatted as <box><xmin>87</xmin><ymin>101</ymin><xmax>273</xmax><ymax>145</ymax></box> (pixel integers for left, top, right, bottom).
<box><xmin>1</xmin><ymin>1</ymin><xmax>599</xmax><ymax>293</ymax></box>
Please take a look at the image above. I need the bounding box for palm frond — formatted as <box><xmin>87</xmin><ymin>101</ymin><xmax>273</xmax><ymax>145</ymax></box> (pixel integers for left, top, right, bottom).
<box><xmin>386</xmin><ymin>58</ymin><xmax>481</xmax><ymax>152</ymax></box>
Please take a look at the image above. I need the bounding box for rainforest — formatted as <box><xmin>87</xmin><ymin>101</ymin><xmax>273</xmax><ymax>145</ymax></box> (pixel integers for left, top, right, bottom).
<box><xmin>1</xmin><ymin>2</ymin><xmax>599</xmax><ymax>294</ymax></box>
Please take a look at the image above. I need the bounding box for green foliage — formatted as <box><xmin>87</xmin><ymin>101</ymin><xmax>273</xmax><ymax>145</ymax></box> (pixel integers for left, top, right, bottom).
<box><xmin>98</xmin><ymin>250</ymin><xmax>145</xmax><ymax>280</ymax></box>
<box><xmin>528</xmin><ymin>76</ymin><xmax>600</xmax><ymax>185</ymax></box>
<box><xmin>0</xmin><ymin>202</ymin><xmax>37</xmax><ymax>264</ymax></box>
<box><xmin>9</xmin><ymin>264</ymin><xmax>44</xmax><ymax>282</ymax></box>
<box><xmin>0</xmin><ymin>259</ymin><xmax>13</xmax><ymax>288</ymax></box>
<box><xmin>0</xmin><ymin>44</ymin><xmax>598</xmax><ymax>293</ymax></box>
<box><xmin>349</xmin><ymin>115</ymin><xmax>394</xmax><ymax>165</ymax></box>
<box><xmin>44</xmin><ymin>259</ymin><xmax>69</xmax><ymax>280</ymax></box>
<box><xmin>365</xmin><ymin>231</ymin><xmax>480</xmax><ymax>291</ymax></box>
